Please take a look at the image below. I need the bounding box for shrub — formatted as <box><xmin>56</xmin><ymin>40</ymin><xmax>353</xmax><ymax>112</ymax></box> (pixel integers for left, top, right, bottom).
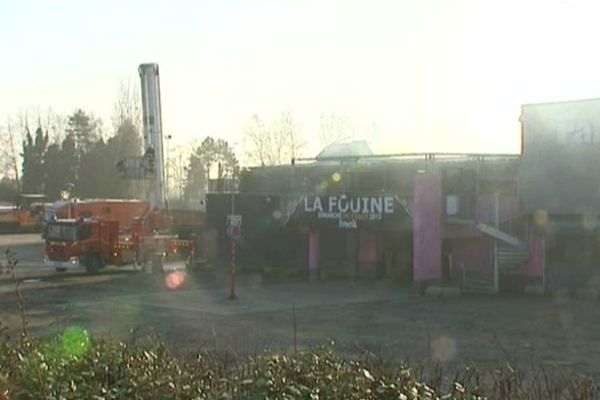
<box><xmin>1</xmin><ymin>331</ymin><xmax>597</xmax><ymax>399</ymax></box>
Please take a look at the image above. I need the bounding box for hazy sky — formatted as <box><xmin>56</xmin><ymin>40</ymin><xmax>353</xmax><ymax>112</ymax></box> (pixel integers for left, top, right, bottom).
<box><xmin>2</xmin><ymin>0</ymin><xmax>600</xmax><ymax>159</ymax></box>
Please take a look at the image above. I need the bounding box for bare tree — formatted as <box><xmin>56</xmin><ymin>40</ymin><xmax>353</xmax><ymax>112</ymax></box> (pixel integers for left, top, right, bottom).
<box><xmin>274</xmin><ymin>109</ymin><xmax>306</xmax><ymax>162</ymax></box>
<box><xmin>167</xmin><ymin>143</ymin><xmax>193</xmax><ymax>200</ymax></box>
<box><xmin>0</xmin><ymin>111</ymin><xmax>35</xmax><ymax>189</ymax></box>
<box><xmin>110</xmin><ymin>80</ymin><xmax>143</xmax><ymax>198</ymax></box>
<box><xmin>112</xmin><ymin>79</ymin><xmax>141</xmax><ymax>133</ymax></box>
<box><xmin>243</xmin><ymin>114</ymin><xmax>270</xmax><ymax>166</ymax></box>
<box><xmin>243</xmin><ymin>110</ymin><xmax>306</xmax><ymax>166</ymax></box>
<box><xmin>318</xmin><ymin>110</ymin><xmax>355</xmax><ymax>147</ymax></box>
<box><xmin>37</xmin><ymin>108</ymin><xmax>67</xmax><ymax>144</ymax></box>
<box><xmin>0</xmin><ymin>123</ymin><xmax>18</xmax><ymax>184</ymax></box>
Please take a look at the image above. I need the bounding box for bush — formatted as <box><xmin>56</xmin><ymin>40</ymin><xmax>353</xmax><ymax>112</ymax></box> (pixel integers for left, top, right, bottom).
<box><xmin>0</xmin><ymin>329</ymin><xmax>597</xmax><ymax>399</ymax></box>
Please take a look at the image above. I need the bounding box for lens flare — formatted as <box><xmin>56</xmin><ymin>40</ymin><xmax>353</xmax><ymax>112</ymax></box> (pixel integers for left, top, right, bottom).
<box><xmin>581</xmin><ymin>212</ymin><xmax>597</xmax><ymax>231</ymax></box>
<box><xmin>332</xmin><ymin>172</ymin><xmax>342</xmax><ymax>182</ymax></box>
<box><xmin>166</xmin><ymin>270</ymin><xmax>186</xmax><ymax>290</ymax></box>
<box><xmin>317</xmin><ymin>180</ymin><xmax>329</xmax><ymax>193</ymax></box>
<box><xmin>272</xmin><ymin>209</ymin><xmax>282</xmax><ymax>220</ymax></box>
<box><xmin>431</xmin><ymin>335</ymin><xmax>457</xmax><ymax>363</ymax></box>
<box><xmin>61</xmin><ymin>326</ymin><xmax>91</xmax><ymax>358</ymax></box>
<box><xmin>533</xmin><ymin>209</ymin><xmax>548</xmax><ymax>227</ymax></box>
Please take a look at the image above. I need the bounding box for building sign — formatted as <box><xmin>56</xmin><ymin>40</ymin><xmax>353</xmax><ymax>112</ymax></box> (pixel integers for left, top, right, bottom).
<box><xmin>303</xmin><ymin>195</ymin><xmax>395</xmax><ymax>229</ymax></box>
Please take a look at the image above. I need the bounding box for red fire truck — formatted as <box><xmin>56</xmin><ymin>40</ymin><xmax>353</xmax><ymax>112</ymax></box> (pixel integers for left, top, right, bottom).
<box><xmin>44</xmin><ymin>64</ymin><xmax>203</xmax><ymax>274</ymax></box>
<box><xmin>44</xmin><ymin>211</ymin><xmax>198</xmax><ymax>273</ymax></box>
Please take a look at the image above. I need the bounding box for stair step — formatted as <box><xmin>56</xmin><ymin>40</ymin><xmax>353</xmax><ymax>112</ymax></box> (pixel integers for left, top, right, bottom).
<box><xmin>475</xmin><ymin>222</ymin><xmax>527</xmax><ymax>249</ymax></box>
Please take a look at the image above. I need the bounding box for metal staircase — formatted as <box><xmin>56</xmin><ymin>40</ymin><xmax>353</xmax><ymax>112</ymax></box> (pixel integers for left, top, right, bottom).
<box><xmin>496</xmin><ymin>242</ymin><xmax>530</xmax><ymax>270</ymax></box>
<box><xmin>462</xmin><ymin>269</ymin><xmax>495</xmax><ymax>294</ymax></box>
<box><xmin>460</xmin><ymin>222</ymin><xmax>530</xmax><ymax>294</ymax></box>
<box><xmin>474</xmin><ymin>222</ymin><xmax>528</xmax><ymax>249</ymax></box>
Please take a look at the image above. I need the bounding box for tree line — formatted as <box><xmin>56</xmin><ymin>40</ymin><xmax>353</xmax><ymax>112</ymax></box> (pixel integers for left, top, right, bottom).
<box><xmin>0</xmin><ymin>84</ymin><xmax>356</xmax><ymax>205</ymax></box>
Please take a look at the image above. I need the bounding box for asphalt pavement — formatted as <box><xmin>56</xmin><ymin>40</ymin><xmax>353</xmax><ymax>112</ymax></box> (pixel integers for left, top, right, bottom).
<box><xmin>0</xmin><ymin>233</ymin><xmax>48</xmax><ymax>275</ymax></box>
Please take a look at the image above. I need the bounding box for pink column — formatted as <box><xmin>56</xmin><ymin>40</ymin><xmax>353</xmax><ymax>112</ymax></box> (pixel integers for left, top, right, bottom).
<box><xmin>413</xmin><ymin>173</ymin><xmax>443</xmax><ymax>284</ymax></box>
<box><xmin>308</xmin><ymin>230</ymin><xmax>320</xmax><ymax>281</ymax></box>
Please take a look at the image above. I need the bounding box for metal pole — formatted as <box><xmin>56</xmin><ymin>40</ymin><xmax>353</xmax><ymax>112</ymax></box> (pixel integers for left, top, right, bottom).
<box><xmin>541</xmin><ymin>236</ymin><xmax>546</xmax><ymax>294</ymax></box>
<box><xmin>229</xmin><ymin>190</ymin><xmax>237</xmax><ymax>300</ymax></box>
<box><xmin>493</xmin><ymin>191</ymin><xmax>500</xmax><ymax>293</ymax></box>
<box><xmin>166</xmin><ymin>135</ymin><xmax>171</xmax><ymax>198</ymax></box>
<box><xmin>179</xmin><ymin>153</ymin><xmax>183</xmax><ymax>200</ymax></box>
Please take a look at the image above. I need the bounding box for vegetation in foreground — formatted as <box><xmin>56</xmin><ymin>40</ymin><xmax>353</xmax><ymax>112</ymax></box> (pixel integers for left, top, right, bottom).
<box><xmin>0</xmin><ymin>327</ymin><xmax>597</xmax><ymax>400</ymax></box>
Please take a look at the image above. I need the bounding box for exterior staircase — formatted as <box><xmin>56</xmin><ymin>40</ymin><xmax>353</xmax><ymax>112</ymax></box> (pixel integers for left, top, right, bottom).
<box><xmin>460</xmin><ymin>222</ymin><xmax>530</xmax><ymax>294</ymax></box>
<box><xmin>496</xmin><ymin>242</ymin><xmax>530</xmax><ymax>270</ymax></box>
<box><xmin>462</xmin><ymin>269</ymin><xmax>495</xmax><ymax>294</ymax></box>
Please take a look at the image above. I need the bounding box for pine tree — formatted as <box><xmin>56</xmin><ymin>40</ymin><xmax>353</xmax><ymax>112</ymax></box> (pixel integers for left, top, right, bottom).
<box><xmin>21</xmin><ymin>127</ymin><xmax>48</xmax><ymax>194</ymax></box>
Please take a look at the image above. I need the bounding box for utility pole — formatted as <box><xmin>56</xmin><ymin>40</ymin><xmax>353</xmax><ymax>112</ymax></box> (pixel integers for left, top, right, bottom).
<box><xmin>229</xmin><ymin>189</ymin><xmax>238</xmax><ymax>300</ymax></box>
<box><xmin>179</xmin><ymin>153</ymin><xmax>184</xmax><ymax>200</ymax></box>
<box><xmin>493</xmin><ymin>191</ymin><xmax>500</xmax><ymax>293</ymax></box>
<box><xmin>166</xmin><ymin>134</ymin><xmax>172</xmax><ymax>198</ymax></box>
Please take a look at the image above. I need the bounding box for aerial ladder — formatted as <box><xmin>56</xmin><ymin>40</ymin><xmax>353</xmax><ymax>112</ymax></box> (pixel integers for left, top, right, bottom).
<box><xmin>44</xmin><ymin>64</ymin><xmax>198</xmax><ymax>274</ymax></box>
<box><xmin>139</xmin><ymin>63</ymin><xmax>167</xmax><ymax>210</ymax></box>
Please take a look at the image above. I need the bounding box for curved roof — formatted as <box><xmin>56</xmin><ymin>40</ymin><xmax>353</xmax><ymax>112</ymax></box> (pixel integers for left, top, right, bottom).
<box><xmin>316</xmin><ymin>140</ymin><xmax>373</xmax><ymax>160</ymax></box>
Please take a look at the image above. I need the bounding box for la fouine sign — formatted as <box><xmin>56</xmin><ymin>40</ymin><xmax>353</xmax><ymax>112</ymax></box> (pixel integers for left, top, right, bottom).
<box><xmin>303</xmin><ymin>195</ymin><xmax>395</xmax><ymax>229</ymax></box>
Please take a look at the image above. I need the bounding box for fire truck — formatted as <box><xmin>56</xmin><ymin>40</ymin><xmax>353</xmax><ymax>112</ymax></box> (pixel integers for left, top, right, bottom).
<box><xmin>44</xmin><ymin>213</ymin><xmax>197</xmax><ymax>273</ymax></box>
<box><xmin>42</xmin><ymin>199</ymin><xmax>150</xmax><ymax>237</ymax></box>
<box><xmin>44</xmin><ymin>64</ymin><xmax>202</xmax><ymax>273</ymax></box>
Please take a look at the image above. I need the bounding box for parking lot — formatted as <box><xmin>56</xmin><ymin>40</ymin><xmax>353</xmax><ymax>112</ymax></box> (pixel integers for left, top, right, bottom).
<box><xmin>2</xmin><ymin>234</ymin><xmax>600</xmax><ymax>375</ymax></box>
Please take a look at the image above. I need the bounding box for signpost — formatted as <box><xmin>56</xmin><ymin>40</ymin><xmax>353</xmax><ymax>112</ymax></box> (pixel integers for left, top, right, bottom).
<box><xmin>227</xmin><ymin>197</ymin><xmax>241</xmax><ymax>300</ymax></box>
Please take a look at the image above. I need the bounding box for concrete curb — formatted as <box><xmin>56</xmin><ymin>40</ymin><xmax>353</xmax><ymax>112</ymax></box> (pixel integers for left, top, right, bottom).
<box><xmin>575</xmin><ymin>288</ymin><xmax>600</xmax><ymax>301</ymax></box>
<box><xmin>443</xmin><ymin>286</ymin><xmax>461</xmax><ymax>297</ymax></box>
<box><xmin>425</xmin><ymin>286</ymin><xmax>461</xmax><ymax>298</ymax></box>
<box><xmin>523</xmin><ymin>286</ymin><xmax>600</xmax><ymax>302</ymax></box>
<box><xmin>524</xmin><ymin>285</ymin><xmax>545</xmax><ymax>296</ymax></box>
<box><xmin>424</xmin><ymin>286</ymin><xmax>443</xmax><ymax>297</ymax></box>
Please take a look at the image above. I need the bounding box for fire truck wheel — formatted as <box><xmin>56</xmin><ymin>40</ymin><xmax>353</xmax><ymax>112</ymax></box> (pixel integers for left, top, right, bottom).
<box><xmin>84</xmin><ymin>254</ymin><xmax>102</xmax><ymax>274</ymax></box>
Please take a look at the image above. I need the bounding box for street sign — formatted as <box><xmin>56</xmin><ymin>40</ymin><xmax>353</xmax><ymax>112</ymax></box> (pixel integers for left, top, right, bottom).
<box><xmin>227</xmin><ymin>214</ymin><xmax>242</xmax><ymax>227</ymax></box>
<box><xmin>227</xmin><ymin>214</ymin><xmax>242</xmax><ymax>240</ymax></box>
<box><xmin>228</xmin><ymin>225</ymin><xmax>242</xmax><ymax>240</ymax></box>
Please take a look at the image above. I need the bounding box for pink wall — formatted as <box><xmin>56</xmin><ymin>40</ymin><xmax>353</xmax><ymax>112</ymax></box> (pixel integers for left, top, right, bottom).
<box><xmin>518</xmin><ymin>234</ymin><xmax>545</xmax><ymax>278</ymax></box>
<box><xmin>413</xmin><ymin>173</ymin><xmax>442</xmax><ymax>282</ymax></box>
<box><xmin>476</xmin><ymin>194</ymin><xmax>521</xmax><ymax>224</ymax></box>
<box><xmin>452</xmin><ymin>238</ymin><xmax>491</xmax><ymax>274</ymax></box>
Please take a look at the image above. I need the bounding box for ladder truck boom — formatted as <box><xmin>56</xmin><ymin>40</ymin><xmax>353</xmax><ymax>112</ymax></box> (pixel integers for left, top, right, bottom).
<box><xmin>44</xmin><ymin>64</ymin><xmax>204</xmax><ymax>274</ymax></box>
<box><xmin>139</xmin><ymin>63</ymin><xmax>166</xmax><ymax>209</ymax></box>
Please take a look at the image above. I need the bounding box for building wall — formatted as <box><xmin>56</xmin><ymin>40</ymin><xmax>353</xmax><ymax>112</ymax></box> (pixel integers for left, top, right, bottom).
<box><xmin>413</xmin><ymin>173</ymin><xmax>443</xmax><ymax>282</ymax></box>
<box><xmin>520</xmin><ymin>234</ymin><xmax>545</xmax><ymax>278</ymax></box>
<box><xmin>476</xmin><ymin>193</ymin><xmax>521</xmax><ymax>224</ymax></box>
<box><xmin>520</xmin><ymin>98</ymin><xmax>600</xmax><ymax>214</ymax></box>
<box><xmin>452</xmin><ymin>237</ymin><xmax>491</xmax><ymax>274</ymax></box>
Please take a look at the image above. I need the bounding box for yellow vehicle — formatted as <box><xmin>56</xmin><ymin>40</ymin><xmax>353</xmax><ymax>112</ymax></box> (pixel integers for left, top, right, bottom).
<box><xmin>0</xmin><ymin>194</ymin><xmax>47</xmax><ymax>233</ymax></box>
